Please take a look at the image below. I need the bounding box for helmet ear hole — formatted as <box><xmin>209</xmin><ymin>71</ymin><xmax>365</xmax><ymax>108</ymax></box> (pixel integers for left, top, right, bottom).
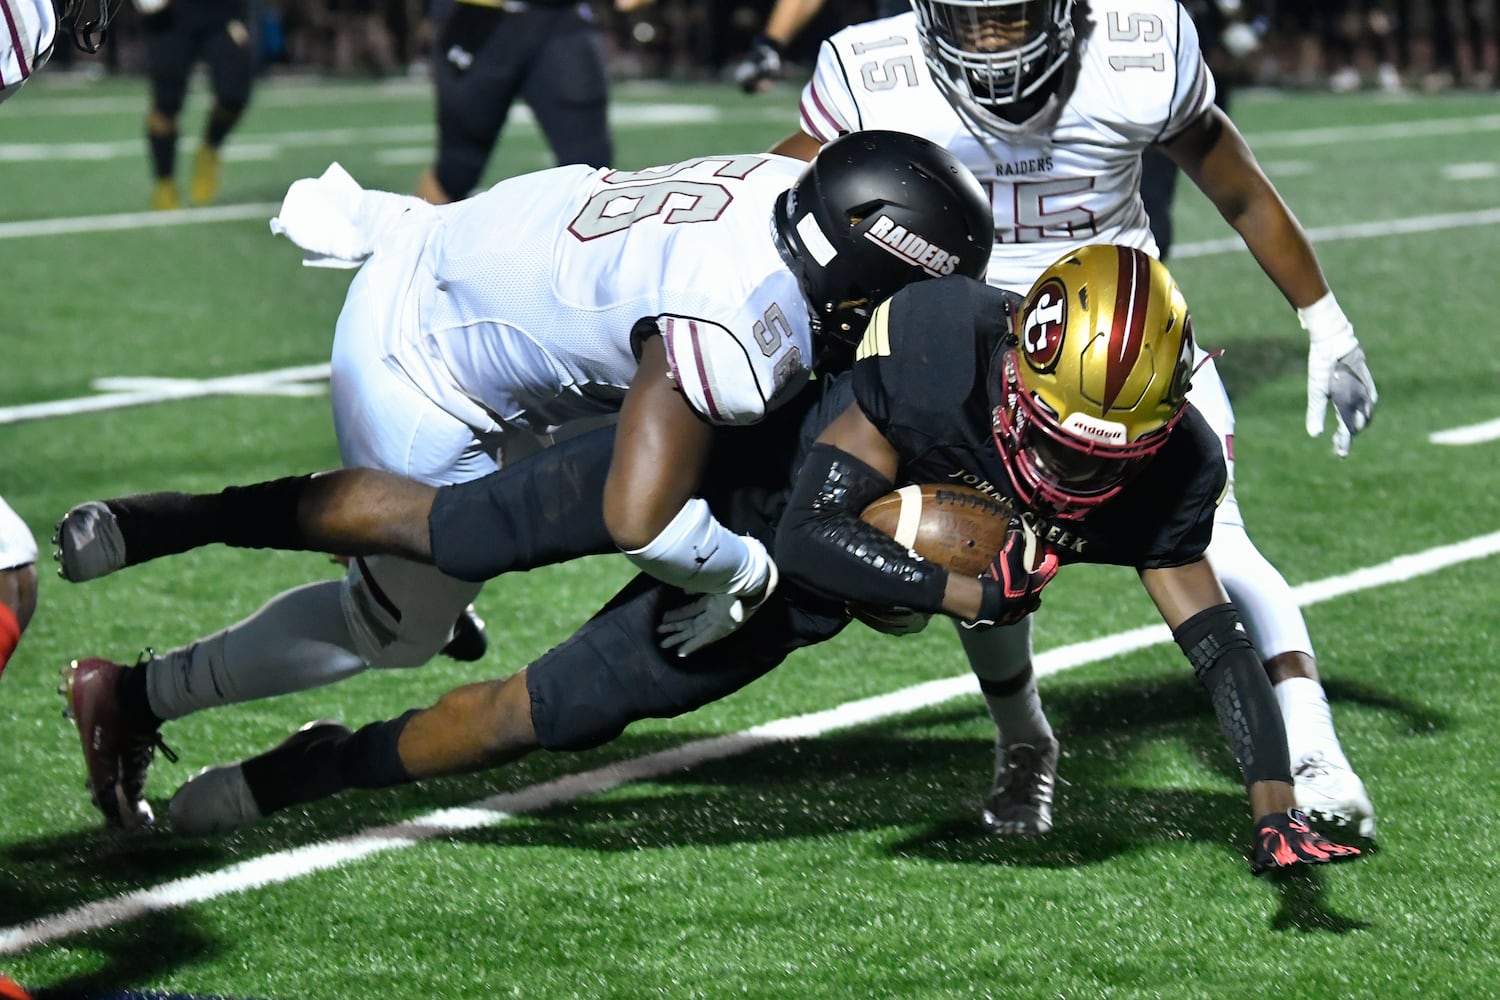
<box><xmin>842</xmin><ymin>199</ymin><xmax>886</xmax><ymax>228</ymax></box>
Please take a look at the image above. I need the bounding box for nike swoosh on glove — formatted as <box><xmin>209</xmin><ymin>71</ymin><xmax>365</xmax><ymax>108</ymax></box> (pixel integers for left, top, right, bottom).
<box><xmin>1249</xmin><ymin>808</ymin><xmax>1362</xmax><ymax>876</ymax></box>
<box><xmin>961</xmin><ymin>526</ymin><xmax>1060</xmax><ymax>630</ymax></box>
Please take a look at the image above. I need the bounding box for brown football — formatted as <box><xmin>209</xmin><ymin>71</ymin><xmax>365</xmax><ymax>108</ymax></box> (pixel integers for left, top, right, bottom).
<box><xmin>859</xmin><ymin>484</ymin><xmax>1013</xmax><ymax>578</ymax></box>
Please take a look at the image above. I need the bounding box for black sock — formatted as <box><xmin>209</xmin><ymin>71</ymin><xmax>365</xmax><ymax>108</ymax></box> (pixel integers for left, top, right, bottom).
<box><xmin>238</xmin><ymin>711</ymin><xmax>417</xmax><ymax>816</ymax></box>
<box><xmin>108</xmin><ymin>474</ymin><xmax>316</xmax><ymax>567</ymax></box>
<box><xmin>978</xmin><ymin>664</ymin><xmax>1035</xmax><ymax>699</ymax></box>
<box><xmin>148</xmin><ymin>131</ymin><xmax>176</xmax><ymax>180</ymax></box>
<box><xmin>205</xmin><ymin>108</ymin><xmax>237</xmax><ymax>147</ymax></box>
<box><xmin>337</xmin><ymin>710</ymin><xmax>418</xmax><ymax>790</ymax></box>
<box><xmin>115</xmin><ymin>662</ymin><xmax>163</xmax><ymax>728</ymax></box>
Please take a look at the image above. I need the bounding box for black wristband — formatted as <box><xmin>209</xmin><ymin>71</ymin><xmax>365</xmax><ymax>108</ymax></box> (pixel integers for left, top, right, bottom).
<box><xmin>754</xmin><ymin>34</ymin><xmax>785</xmax><ymax>56</ymax></box>
<box><xmin>961</xmin><ymin>576</ymin><xmax>1040</xmax><ymax>630</ymax></box>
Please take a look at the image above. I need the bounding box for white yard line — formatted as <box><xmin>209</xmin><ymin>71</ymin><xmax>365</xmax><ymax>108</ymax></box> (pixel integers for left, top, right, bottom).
<box><xmin>0</xmin><ymin>365</ymin><xmax>331</xmax><ymax>426</ymax></box>
<box><xmin>0</xmin><ymin>103</ymin><xmax>758</xmax><ymax>162</ymax></box>
<box><xmin>0</xmin><ymin>203</ymin><xmax>278</xmax><ymax>240</ymax></box>
<box><xmin>3</xmin><ymin>203</ymin><xmax>1498</xmax><ymax>444</ymax></box>
<box><xmin>1429</xmin><ymin>418</ymin><xmax>1500</xmax><ymax>446</ymax></box>
<box><xmin>2</xmin><ymin>528</ymin><xmax>1497</xmax><ymax>955</ymax></box>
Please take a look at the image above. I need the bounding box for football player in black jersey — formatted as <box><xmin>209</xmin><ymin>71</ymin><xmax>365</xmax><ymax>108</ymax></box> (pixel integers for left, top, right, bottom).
<box><xmin>774</xmin><ymin>245</ymin><xmax>1360</xmax><ymax>871</ymax></box>
<box><xmin>139</xmin><ymin>0</ymin><xmax>255</xmax><ymax>209</ymax></box>
<box><xmin>53</xmin><ymin>245</ymin><xmax>1359</xmax><ymax>875</ymax></box>
<box><xmin>414</xmin><ymin>0</ymin><xmax>614</xmax><ymax>204</ymax></box>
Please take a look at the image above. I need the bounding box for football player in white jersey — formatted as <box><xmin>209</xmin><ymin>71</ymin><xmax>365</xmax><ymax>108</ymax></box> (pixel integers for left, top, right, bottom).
<box><xmin>765</xmin><ymin>0</ymin><xmax>1379</xmax><ymax>839</ymax></box>
<box><xmin>0</xmin><ymin>497</ymin><xmax>37</xmax><ymax>684</ymax></box>
<box><xmin>1</xmin><ymin>0</ymin><xmax>120</xmax><ymax>102</ymax></box>
<box><xmin>55</xmin><ymin>129</ymin><xmax>995</xmax><ymax>830</ymax></box>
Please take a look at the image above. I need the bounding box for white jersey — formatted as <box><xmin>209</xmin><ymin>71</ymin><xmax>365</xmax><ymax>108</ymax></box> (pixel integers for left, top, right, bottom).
<box><xmin>798</xmin><ymin>2</ymin><xmax>1214</xmax><ymax>293</ymax></box>
<box><xmin>366</xmin><ymin>155</ymin><xmax>814</xmax><ymax>438</ymax></box>
<box><xmin>1</xmin><ymin>0</ymin><xmax>55</xmax><ymax>104</ymax></box>
<box><xmin>0</xmin><ymin>494</ymin><xmax>36</xmax><ymax>569</ymax></box>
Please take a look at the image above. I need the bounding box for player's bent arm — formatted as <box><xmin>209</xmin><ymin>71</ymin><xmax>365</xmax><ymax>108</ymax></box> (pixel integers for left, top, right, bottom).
<box><xmin>1164</xmin><ymin>106</ymin><xmax>1374</xmax><ymax>456</ymax></box>
<box><xmin>1163</xmin><ymin>107</ymin><xmax>1331</xmax><ymax>311</ymax></box>
<box><xmin>775</xmin><ymin>402</ymin><xmax>987</xmax><ymax>620</ymax></box>
<box><xmin>607</xmin><ymin>335</ymin><xmax>769</xmax><ymax>599</ymax></box>
<box><xmin>604</xmin><ymin>334</ymin><xmax>716</xmax><ymax>552</ymax></box>
<box><xmin>767</xmin><ymin>130</ymin><xmax>822</xmax><ymax>161</ymax></box>
<box><xmin>1141</xmin><ymin>559</ymin><xmax>1296</xmax><ymax>817</ymax></box>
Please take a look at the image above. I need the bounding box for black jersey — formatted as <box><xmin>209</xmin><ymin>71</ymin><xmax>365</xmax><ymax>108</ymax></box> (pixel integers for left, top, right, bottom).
<box><xmin>836</xmin><ymin>274</ymin><xmax>1225</xmax><ymax>570</ymax></box>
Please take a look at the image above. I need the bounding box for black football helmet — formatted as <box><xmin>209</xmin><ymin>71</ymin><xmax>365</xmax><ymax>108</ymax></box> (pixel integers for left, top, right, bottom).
<box><xmin>772</xmin><ymin>129</ymin><xmax>993</xmax><ymax>353</ymax></box>
<box><xmin>912</xmin><ymin>0</ymin><xmax>1077</xmax><ymax>130</ymax></box>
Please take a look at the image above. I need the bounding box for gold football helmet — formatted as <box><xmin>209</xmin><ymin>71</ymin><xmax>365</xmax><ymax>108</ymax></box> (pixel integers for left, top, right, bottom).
<box><xmin>993</xmin><ymin>244</ymin><xmax>1197</xmax><ymax>518</ymax></box>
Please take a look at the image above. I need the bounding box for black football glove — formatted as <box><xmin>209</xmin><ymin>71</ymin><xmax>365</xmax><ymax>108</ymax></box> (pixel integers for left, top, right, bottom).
<box><xmin>961</xmin><ymin>527</ymin><xmax>1059</xmax><ymax>630</ymax></box>
<box><xmin>733</xmin><ymin>35</ymin><xmax>784</xmax><ymax>93</ymax></box>
<box><xmin>1249</xmin><ymin>808</ymin><xmax>1362</xmax><ymax>876</ymax></box>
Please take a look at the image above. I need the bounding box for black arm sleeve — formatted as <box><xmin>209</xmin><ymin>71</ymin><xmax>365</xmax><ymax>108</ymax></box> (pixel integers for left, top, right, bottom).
<box><xmin>775</xmin><ymin>443</ymin><xmax>949</xmax><ymax>613</ymax></box>
<box><xmin>1173</xmin><ymin>603</ymin><xmax>1292</xmax><ymax>787</ymax></box>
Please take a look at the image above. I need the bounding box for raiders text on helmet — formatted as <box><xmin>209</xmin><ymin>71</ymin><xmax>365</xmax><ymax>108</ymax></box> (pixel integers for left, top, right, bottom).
<box><xmin>992</xmin><ymin>244</ymin><xmax>1196</xmax><ymax>518</ymax></box>
<box><xmin>772</xmin><ymin>129</ymin><xmax>993</xmax><ymax>352</ymax></box>
<box><xmin>912</xmin><ymin>0</ymin><xmax>1076</xmax><ymax>131</ymax></box>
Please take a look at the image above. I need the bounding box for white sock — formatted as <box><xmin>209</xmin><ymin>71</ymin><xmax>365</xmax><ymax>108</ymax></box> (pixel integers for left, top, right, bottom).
<box><xmin>983</xmin><ymin>674</ymin><xmax>1054</xmax><ymax>752</ymax></box>
<box><xmin>145</xmin><ymin>580</ymin><xmax>368</xmax><ymax>721</ymax></box>
<box><xmin>1274</xmin><ymin>675</ymin><xmax>1352</xmax><ymax>769</ymax></box>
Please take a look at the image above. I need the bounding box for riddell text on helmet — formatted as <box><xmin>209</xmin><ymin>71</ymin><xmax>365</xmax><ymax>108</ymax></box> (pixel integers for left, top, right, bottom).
<box><xmin>863</xmin><ymin>215</ymin><xmax>962</xmax><ymax>277</ymax></box>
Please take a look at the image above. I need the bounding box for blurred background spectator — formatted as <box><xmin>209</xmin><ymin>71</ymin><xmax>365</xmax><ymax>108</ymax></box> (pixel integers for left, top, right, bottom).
<box><xmin>40</xmin><ymin>2</ymin><xmax>1500</xmax><ymax>106</ymax></box>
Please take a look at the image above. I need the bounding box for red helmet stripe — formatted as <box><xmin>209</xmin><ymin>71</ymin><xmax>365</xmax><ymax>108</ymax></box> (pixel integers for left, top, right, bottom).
<box><xmin>1103</xmin><ymin>247</ymin><xmax>1152</xmax><ymax>412</ymax></box>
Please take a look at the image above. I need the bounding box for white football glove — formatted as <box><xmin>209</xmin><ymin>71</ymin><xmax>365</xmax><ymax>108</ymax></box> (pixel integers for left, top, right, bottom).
<box><xmin>658</xmin><ymin>552</ymin><xmax>778</xmax><ymax>658</ymax></box>
<box><xmin>1301</xmin><ymin>294</ymin><xmax>1378</xmax><ymax>458</ymax></box>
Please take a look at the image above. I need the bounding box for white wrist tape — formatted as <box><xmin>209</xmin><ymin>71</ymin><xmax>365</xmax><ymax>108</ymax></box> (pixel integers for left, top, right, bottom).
<box><xmin>1297</xmin><ymin>292</ymin><xmax>1358</xmax><ymax>353</ymax></box>
<box><xmin>623</xmin><ymin>497</ymin><xmax>771</xmax><ymax>597</ymax></box>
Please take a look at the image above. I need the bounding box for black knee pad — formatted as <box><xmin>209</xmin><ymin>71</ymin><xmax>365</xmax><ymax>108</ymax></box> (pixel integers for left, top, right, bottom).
<box><xmin>527</xmin><ymin>577</ymin><xmax>849</xmax><ymax>752</ymax></box>
<box><xmin>428</xmin><ymin>425</ymin><xmax>616</xmax><ymax>583</ymax></box>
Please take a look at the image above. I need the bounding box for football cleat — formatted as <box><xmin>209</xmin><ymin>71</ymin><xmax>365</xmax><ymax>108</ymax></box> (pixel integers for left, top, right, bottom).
<box><xmin>981</xmin><ymin>739</ymin><xmax>1058</xmax><ymax>837</ymax></box>
<box><xmin>151</xmin><ymin>178</ymin><xmax>182</xmax><ymax>212</ymax></box>
<box><xmin>61</xmin><ymin>656</ymin><xmax>176</xmax><ymax>830</ymax></box>
<box><xmin>1293</xmin><ymin>750</ymin><xmax>1377</xmax><ymax>839</ymax></box>
<box><xmin>189</xmin><ymin>146</ymin><xmax>220</xmax><ymax>206</ymax></box>
<box><xmin>441</xmin><ymin>604</ymin><xmax>489</xmax><ymax>663</ymax></box>
<box><xmin>169</xmin><ymin>720</ymin><xmax>352</xmax><ymax>835</ymax></box>
<box><xmin>1249</xmin><ymin>808</ymin><xmax>1361</xmax><ymax>876</ymax></box>
<box><xmin>53</xmin><ymin>500</ymin><xmax>127</xmax><ymax>583</ymax></box>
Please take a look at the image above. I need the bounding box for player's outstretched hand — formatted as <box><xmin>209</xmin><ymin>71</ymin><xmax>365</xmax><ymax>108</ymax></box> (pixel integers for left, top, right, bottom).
<box><xmin>1302</xmin><ymin>297</ymin><xmax>1377</xmax><ymax>458</ymax></box>
<box><xmin>1324</xmin><ymin>347</ymin><xmax>1378</xmax><ymax>458</ymax></box>
<box><xmin>1249</xmin><ymin>808</ymin><xmax>1362</xmax><ymax>876</ymax></box>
